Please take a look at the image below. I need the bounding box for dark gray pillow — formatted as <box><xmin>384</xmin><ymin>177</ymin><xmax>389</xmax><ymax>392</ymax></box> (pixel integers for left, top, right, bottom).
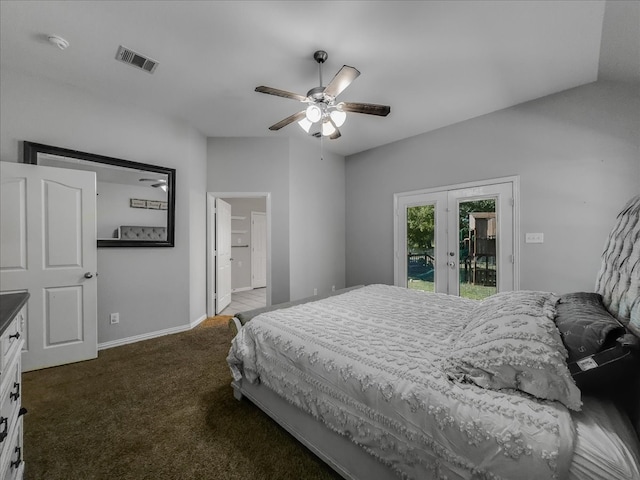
<box><xmin>555</xmin><ymin>292</ymin><xmax>625</xmax><ymax>363</ymax></box>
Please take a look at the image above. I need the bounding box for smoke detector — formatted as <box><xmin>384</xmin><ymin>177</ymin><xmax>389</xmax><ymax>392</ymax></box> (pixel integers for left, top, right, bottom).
<box><xmin>48</xmin><ymin>35</ymin><xmax>69</xmax><ymax>50</ymax></box>
<box><xmin>115</xmin><ymin>45</ymin><xmax>158</xmax><ymax>74</ymax></box>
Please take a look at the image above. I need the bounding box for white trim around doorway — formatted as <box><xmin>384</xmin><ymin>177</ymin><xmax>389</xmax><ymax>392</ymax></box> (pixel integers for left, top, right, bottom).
<box><xmin>206</xmin><ymin>192</ymin><xmax>272</xmax><ymax>317</ymax></box>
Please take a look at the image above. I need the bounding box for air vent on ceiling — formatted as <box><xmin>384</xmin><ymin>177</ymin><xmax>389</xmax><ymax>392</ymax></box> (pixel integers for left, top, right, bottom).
<box><xmin>115</xmin><ymin>45</ymin><xmax>158</xmax><ymax>74</ymax></box>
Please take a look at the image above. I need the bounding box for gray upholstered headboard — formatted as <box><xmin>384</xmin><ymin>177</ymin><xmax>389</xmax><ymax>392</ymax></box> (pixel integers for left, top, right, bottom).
<box><xmin>594</xmin><ymin>194</ymin><xmax>640</xmax><ymax>436</ymax></box>
<box><xmin>117</xmin><ymin>225</ymin><xmax>167</xmax><ymax>241</ymax></box>
<box><xmin>595</xmin><ymin>195</ymin><xmax>640</xmax><ymax>332</ymax></box>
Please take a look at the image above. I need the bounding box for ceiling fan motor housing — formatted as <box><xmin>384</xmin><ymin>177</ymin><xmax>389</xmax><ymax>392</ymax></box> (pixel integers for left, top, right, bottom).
<box><xmin>307</xmin><ymin>86</ymin><xmax>330</xmax><ymax>102</ymax></box>
<box><xmin>313</xmin><ymin>50</ymin><xmax>328</xmax><ymax>64</ymax></box>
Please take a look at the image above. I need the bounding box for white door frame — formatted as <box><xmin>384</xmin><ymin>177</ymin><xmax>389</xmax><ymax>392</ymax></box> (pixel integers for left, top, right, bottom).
<box><xmin>206</xmin><ymin>192</ymin><xmax>271</xmax><ymax>317</ymax></box>
<box><xmin>393</xmin><ymin>176</ymin><xmax>520</xmax><ymax>293</ymax></box>
<box><xmin>251</xmin><ymin>211</ymin><xmax>267</xmax><ymax>289</ymax></box>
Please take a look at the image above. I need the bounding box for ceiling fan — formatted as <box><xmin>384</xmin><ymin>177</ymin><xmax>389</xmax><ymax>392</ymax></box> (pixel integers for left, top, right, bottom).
<box><xmin>256</xmin><ymin>50</ymin><xmax>391</xmax><ymax>139</ymax></box>
<box><xmin>139</xmin><ymin>178</ymin><xmax>168</xmax><ymax>191</ymax></box>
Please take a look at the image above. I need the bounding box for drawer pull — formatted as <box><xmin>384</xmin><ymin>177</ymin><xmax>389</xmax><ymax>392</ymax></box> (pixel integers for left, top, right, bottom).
<box><xmin>10</xmin><ymin>446</ymin><xmax>22</xmax><ymax>469</ymax></box>
<box><xmin>9</xmin><ymin>331</ymin><xmax>20</xmax><ymax>340</ymax></box>
<box><xmin>0</xmin><ymin>416</ymin><xmax>7</xmax><ymax>442</ymax></box>
<box><xmin>10</xmin><ymin>382</ymin><xmax>20</xmax><ymax>401</ymax></box>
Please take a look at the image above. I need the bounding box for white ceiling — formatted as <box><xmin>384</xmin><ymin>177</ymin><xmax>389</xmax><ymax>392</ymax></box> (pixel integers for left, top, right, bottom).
<box><xmin>0</xmin><ymin>1</ymin><xmax>631</xmax><ymax>157</ymax></box>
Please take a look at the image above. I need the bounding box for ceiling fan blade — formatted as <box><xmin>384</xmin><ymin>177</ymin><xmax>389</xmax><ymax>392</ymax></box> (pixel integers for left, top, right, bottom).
<box><xmin>323</xmin><ymin>65</ymin><xmax>360</xmax><ymax>98</ymax></box>
<box><xmin>341</xmin><ymin>102</ymin><xmax>390</xmax><ymax>117</ymax></box>
<box><xmin>255</xmin><ymin>86</ymin><xmax>307</xmax><ymax>102</ymax></box>
<box><xmin>268</xmin><ymin>110</ymin><xmax>306</xmax><ymax>131</ymax></box>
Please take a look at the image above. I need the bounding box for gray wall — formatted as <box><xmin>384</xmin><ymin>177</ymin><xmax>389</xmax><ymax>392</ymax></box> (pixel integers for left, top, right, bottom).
<box><xmin>207</xmin><ymin>136</ymin><xmax>347</xmax><ymax>304</ymax></box>
<box><xmin>0</xmin><ymin>69</ymin><xmax>208</xmax><ymax>344</ymax></box>
<box><xmin>207</xmin><ymin>137</ymin><xmax>291</xmax><ymax>304</ymax></box>
<box><xmin>345</xmin><ymin>81</ymin><xmax>639</xmax><ymax>294</ymax></box>
<box><xmin>220</xmin><ymin>197</ymin><xmax>266</xmax><ymax>291</ymax></box>
<box><xmin>289</xmin><ymin>137</ymin><xmax>346</xmax><ymax>299</ymax></box>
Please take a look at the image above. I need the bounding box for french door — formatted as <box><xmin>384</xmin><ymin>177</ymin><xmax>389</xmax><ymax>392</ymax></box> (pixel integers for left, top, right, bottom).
<box><xmin>394</xmin><ymin>178</ymin><xmax>518</xmax><ymax>299</ymax></box>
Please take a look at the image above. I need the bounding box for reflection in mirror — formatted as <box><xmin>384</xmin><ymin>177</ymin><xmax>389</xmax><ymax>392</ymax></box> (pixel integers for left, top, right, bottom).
<box><xmin>23</xmin><ymin>142</ymin><xmax>175</xmax><ymax>247</ymax></box>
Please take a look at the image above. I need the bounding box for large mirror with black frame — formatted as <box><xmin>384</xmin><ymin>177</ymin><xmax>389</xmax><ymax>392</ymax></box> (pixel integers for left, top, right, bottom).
<box><xmin>23</xmin><ymin>141</ymin><xmax>176</xmax><ymax>248</ymax></box>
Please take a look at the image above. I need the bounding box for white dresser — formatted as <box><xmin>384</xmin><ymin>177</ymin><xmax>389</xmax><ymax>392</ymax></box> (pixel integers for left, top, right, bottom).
<box><xmin>0</xmin><ymin>293</ymin><xmax>28</xmax><ymax>480</ymax></box>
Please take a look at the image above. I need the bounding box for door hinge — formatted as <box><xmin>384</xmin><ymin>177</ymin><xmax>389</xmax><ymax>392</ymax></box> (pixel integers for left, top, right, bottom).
<box><xmin>509</xmin><ymin>254</ymin><xmax>514</xmax><ymax>264</ymax></box>
<box><xmin>509</xmin><ymin>197</ymin><xmax>514</xmax><ymax>207</ymax></box>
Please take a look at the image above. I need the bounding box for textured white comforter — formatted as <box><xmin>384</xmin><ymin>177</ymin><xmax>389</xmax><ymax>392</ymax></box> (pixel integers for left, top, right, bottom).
<box><xmin>227</xmin><ymin>284</ymin><xmax>576</xmax><ymax>480</ymax></box>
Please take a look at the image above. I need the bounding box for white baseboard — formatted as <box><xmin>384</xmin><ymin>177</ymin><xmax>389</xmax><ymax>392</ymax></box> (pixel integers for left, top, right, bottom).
<box><xmin>98</xmin><ymin>314</ymin><xmax>208</xmax><ymax>351</ymax></box>
<box><xmin>190</xmin><ymin>313</ymin><xmax>208</xmax><ymax>329</ymax></box>
<box><xmin>231</xmin><ymin>286</ymin><xmax>253</xmax><ymax>293</ymax></box>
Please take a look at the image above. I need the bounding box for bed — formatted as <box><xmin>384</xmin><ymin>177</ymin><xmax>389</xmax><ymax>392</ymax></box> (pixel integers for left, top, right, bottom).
<box><xmin>227</xmin><ymin>195</ymin><xmax>640</xmax><ymax>480</ymax></box>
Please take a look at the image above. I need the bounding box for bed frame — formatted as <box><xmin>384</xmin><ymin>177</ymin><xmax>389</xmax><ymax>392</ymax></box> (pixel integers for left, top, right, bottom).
<box><xmin>232</xmin><ymin>379</ymin><xmax>398</xmax><ymax>480</ymax></box>
<box><xmin>232</xmin><ymin>195</ymin><xmax>640</xmax><ymax>479</ymax></box>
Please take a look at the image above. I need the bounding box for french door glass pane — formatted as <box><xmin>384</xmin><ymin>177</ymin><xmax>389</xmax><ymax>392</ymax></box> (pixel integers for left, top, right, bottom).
<box><xmin>458</xmin><ymin>199</ymin><xmax>497</xmax><ymax>300</ymax></box>
<box><xmin>406</xmin><ymin>204</ymin><xmax>436</xmax><ymax>292</ymax></box>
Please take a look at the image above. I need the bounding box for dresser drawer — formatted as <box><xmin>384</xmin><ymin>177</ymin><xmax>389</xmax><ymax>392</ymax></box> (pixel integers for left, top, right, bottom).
<box><xmin>0</xmin><ymin>358</ymin><xmax>21</xmax><ymax>446</ymax></box>
<box><xmin>0</xmin><ymin>417</ymin><xmax>23</xmax><ymax>480</ymax></box>
<box><xmin>0</xmin><ymin>307</ymin><xmax>24</xmax><ymax>373</ymax></box>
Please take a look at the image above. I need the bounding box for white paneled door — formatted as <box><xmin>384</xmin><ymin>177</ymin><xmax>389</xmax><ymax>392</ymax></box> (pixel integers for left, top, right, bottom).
<box><xmin>0</xmin><ymin>161</ymin><xmax>97</xmax><ymax>371</ymax></box>
<box><xmin>251</xmin><ymin>212</ymin><xmax>267</xmax><ymax>289</ymax></box>
<box><xmin>215</xmin><ymin>198</ymin><xmax>232</xmax><ymax>314</ymax></box>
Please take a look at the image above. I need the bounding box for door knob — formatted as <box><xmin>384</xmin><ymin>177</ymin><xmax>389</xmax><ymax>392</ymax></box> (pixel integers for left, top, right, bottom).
<box><xmin>84</xmin><ymin>272</ymin><xmax>94</xmax><ymax>279</ymax></box>
<box><xmin>447</xmin><ymin>261</ymin><xmax>456</xmax><ymax>269</ymax></box>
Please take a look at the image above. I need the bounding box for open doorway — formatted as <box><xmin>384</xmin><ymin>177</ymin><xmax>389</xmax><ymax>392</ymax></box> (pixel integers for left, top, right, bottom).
<box><xmin>207</xmin><ymin>192</ymin><xmax>271</xmax><ymax>317</ymax></box>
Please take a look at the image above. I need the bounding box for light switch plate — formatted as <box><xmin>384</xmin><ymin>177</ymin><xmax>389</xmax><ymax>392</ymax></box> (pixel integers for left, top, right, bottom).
<box><xmin>525</xmin><ymin>233</ymin><xmax>544</xmax><ymax>243</ymax></box>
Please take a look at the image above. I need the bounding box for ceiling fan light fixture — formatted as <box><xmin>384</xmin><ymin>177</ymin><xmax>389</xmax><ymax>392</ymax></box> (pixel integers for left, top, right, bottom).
<box><xmin>322</xmin><ymin>120</ymin><xmax>336</xmax><ymax>137</ymax></box>
<box><xmin>298</xmin><ymin>117</ymin><xmax>313</xmax><ymax>133</ymax></box>
<box><xmin>329</xmin><ymin>108</ymin><xmax>346</xmax><ymax>128</ymax></box>
<box><xmin>305</xmin><ymin>104</ymin><xmax>322</xmax><ymax>123</ymax></box>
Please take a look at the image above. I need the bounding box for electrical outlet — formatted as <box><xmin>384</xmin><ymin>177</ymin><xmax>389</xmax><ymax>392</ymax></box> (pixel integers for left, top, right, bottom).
<box><xmin>313</xmin><ymin>288</ymin><xmax>318</xmax><ymax>296</ymax></box>
<box><xmin>238</xmin><ymin>260</ymin><xmax>242</xmax><ymax>268</ymax></box>
<box><xmin>525</xmin><ymin>233</ymin><xmax>544</xmax><ymax>243</ymax></box>
<box><xmin>110</xmin><ymin>312</ymin><xmax>119</xmax><ymax>324</ymax></box>
<box><xmin>332</xmin><ymin>285</ymin><xmax>335</xmax><ymax>292</ymax></box>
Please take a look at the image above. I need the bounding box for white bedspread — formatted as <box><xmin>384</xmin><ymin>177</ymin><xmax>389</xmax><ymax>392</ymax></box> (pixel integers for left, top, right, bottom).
<box><xmin>228</xmin><ymin>284</ymin><xmax>576</xmax><ymax>480</ymax></box>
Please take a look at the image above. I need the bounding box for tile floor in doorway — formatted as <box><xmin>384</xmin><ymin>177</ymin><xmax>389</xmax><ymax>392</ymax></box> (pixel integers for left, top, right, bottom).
<box><xmin>220</xmin><ymin>288</ymin><xmax>266</xmax><ymax>316</ymax></box>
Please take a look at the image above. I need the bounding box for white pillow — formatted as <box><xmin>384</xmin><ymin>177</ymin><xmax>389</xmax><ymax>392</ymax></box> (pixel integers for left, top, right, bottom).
<box><xmin>446</xmin><ymin>290</ymin><xmax>582</xmax><ymax>411</ymax></box>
